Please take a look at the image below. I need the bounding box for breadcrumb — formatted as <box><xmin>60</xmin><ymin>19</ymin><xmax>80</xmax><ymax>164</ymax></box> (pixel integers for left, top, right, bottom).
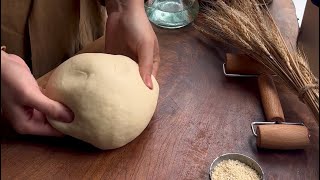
<box><xmin>211</xmin><ymin>159</ymin><xmax>260</xmax><ymax>180</ymax></box>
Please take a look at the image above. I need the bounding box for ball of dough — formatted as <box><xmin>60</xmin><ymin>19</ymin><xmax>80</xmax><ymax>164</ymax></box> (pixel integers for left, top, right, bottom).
<box><xmin>45</xmin><ymin>53</ymin><xmax>159</xmax><ymax>150</ymax></box>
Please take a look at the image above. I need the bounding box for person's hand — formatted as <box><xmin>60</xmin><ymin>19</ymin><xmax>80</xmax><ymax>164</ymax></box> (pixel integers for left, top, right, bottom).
<box><xmin>1</xmin><ymin>50</ymin><xmax>74</xmax><ymax>136</ymax></box>
<box><xmin>105</xmin><ymin>0</ymin><xmax>160</xmax><ymax>89</ymax></box>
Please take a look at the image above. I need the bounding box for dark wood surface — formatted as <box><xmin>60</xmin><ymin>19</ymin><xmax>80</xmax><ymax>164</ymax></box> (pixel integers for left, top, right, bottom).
<box><xmin>1</xmin><ymin>0</ymin><xmax>319</xmax><ymax>179</ymax></box>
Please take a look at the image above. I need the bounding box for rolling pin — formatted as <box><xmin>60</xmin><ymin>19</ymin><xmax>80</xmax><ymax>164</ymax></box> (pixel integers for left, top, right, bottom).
<box><xmin>224</xmin><ymin>54</ymin><xmax>310</xmax><ymax>150</ymax></box>
<box><xmin>225</xmin><ymin>54</ymin><xmax>271</xmax><ymax>75</ymax></box>
<box><xmin>256</xmin><ymin>124</ymin><xmax>310</xmax><ymax>150</ymax></box>
<box><xmin>225</xmin><ymin>53</ymin><xmax>285</xmax><ymax>122</ymax></box>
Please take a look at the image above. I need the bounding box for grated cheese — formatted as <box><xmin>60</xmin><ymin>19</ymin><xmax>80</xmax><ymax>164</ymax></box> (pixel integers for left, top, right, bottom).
<box><xmin>211</xmin><ymin>159</ymin><xmax>260</xmax><ymax>180</ymax></box>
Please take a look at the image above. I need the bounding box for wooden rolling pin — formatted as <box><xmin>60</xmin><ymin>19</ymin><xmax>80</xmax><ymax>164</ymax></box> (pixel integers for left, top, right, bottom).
<box><xmin>225</xmin><ymin>54</ymin><xmax>272</xmax><ymax>75</ymax></box>
<box><xmin>225</xmin><ymin>54</ymin><xmax>285</xmax><ymax>122</ymax></box>
<box><xmin>256</xmin><ymin>124</ymin><xmax>310</xmax><ymax>150</ymax></box>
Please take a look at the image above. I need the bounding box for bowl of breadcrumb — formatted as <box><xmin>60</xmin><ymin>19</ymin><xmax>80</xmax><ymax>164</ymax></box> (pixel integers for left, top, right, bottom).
<box><xmin>209</xmin><ymin>153</ymin><xmax>264</xmax><ymax>180</ymax></box>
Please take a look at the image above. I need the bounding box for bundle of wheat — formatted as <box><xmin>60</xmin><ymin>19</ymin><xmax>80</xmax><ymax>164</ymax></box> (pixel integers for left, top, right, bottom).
<box><xmin>195</xmin><ymin>0</ymin><xmax>319</xmax><ymax>124</ymax></box>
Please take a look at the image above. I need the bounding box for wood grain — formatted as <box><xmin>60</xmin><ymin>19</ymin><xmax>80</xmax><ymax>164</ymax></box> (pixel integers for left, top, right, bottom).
<box><xmin>1</xmin><ymin>1</ymin><xmax>319</xmax><ymax>180</ymax></box>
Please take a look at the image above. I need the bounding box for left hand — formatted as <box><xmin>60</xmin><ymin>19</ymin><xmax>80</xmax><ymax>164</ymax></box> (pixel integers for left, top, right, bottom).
<box><xmin>105</xmin><ymin>0</ymin><xmax>160</xmax><ymax>89</ymax></box>
<box><xmin>1</xmin><ymin>51</ymin><xmax>74</xmax><ymax>136</ymax></box>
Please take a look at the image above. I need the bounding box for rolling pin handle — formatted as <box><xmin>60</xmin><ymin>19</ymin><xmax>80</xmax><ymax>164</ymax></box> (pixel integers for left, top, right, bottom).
<box><xmin>258</xmin><ymin>73</ymin><xmax>285</xmax><ymax>122</ymax></box>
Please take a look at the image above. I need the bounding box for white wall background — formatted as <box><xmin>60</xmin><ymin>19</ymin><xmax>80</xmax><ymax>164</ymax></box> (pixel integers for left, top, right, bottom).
<box><xmin>292</xmin><ymin>0</ymin><xmax>307</xmax><ymax>27</ymax></box>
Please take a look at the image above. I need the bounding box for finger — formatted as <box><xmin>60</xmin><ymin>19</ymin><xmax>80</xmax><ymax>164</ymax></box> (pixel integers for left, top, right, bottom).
<box><xmin>9</xmin><ymin>105</ymin><xmax>64</xmax><ymax>136</ymax></box>
<box><xmin>26</xmin><ymin>90</ymin><xmax>74</xmax><ymax>123</ymax></box>
<box><xmin>152</xmin><ymin>61</ymin><xmax>159</xmax><ymax>78</ymax></box>
<box><xmin>138</xmin><ymin>40</ymin><xmax>154</xmax><ymax>89</ymax></box>
<box><xmin>152</xmin><ymin>39</ymin><xmax>160</xmax><ymax>77</ymax></box>
<box><xmin>27</xmin><ymin>109</ymin><xmax>64</xmax><ymax>136</ymax></box>
<box><xmin>8</xmin><ymin>54</ymin><xmax>31</xmax><ymax>71</ymax></box>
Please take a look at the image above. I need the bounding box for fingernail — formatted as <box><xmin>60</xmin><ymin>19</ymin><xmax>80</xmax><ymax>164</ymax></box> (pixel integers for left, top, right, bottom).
<box><xmin>61</xmin><ymin>106</ymin><xmax>74</xmax><ymax>123</ymax></box>
<box><xmin>145</xmin><ymin>76</ymin><xmax>153</xmax><ymax>90</ymax></box>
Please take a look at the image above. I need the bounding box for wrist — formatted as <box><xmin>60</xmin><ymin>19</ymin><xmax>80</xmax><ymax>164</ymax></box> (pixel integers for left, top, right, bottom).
<box><xmin>106</xmin><ymin>0</ymin><xmax>145</xmax><ymax>14</ymax></box>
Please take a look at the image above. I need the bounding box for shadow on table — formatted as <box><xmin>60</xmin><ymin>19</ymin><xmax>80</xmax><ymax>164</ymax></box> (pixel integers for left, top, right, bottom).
<box><xmin>1</xmin><ymin>118</ymin><xmax>100</xmax><ymax>153</ymax></box>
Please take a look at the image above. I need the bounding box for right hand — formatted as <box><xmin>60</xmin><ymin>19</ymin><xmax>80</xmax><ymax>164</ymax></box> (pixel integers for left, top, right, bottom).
<box><xmin>1</xmin><ymin>50</ymin><xmax>74</xmax><ymax>136</ymax></box>
<box><xmin>105</xmin><ymin>0</ymin><xmax>160</xmax><ymax>90</ymax></box>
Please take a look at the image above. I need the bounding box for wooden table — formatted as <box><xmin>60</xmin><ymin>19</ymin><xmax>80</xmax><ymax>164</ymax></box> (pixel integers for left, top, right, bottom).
<box><xmin>1</xmin><ymin>0</ymin><xmax>319</xmax><ymax>179</ymax></box>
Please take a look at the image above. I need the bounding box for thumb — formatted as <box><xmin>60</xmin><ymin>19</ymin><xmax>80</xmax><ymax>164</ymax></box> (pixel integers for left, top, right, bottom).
<box><xmin>7</xmin><ymin>104</ymin><xmax>64</xmax><ymax>136</ymax></box>
<box><xmin>138</xmin><ymin>41</ymin><xmax>154</xmax><ymax>89</ymax></box>
<box><xmin>26</xmin><ymin>90</ymin><xmax>74</xmax><ymax>123</ymax></box>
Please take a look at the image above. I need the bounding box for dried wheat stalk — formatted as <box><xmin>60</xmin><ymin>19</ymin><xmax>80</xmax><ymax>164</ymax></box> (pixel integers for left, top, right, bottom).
<box><xmin>195</xmin><ymin>0</ymin><xmax>319</xmax><ymax>124</ymax></box>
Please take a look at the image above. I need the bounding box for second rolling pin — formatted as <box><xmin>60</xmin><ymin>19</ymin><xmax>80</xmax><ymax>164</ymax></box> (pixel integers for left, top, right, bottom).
<box><xmin>225</xmin><ymin>54</ymin><xmax>285</xmax><ymax>122</ymax></box>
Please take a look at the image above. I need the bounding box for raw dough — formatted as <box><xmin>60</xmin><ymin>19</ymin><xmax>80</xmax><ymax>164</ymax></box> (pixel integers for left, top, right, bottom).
<box><xmin>45</xmin><ymin>53</ymin><xmax>159</xmax><ymax>150</ymax></box>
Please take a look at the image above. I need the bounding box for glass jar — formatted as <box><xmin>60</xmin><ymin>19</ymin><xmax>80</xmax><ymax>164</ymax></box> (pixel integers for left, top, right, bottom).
<box><xmin>145</xmin><ymin>0</ymin><xmax>199</xmax><ymax>29</ymax></box>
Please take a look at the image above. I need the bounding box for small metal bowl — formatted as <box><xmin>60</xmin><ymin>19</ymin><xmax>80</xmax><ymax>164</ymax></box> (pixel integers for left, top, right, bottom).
<box><xmin>209</xmin><ymin>153</ymin><xmax>264</xmax><ymax>180</ymax></box>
